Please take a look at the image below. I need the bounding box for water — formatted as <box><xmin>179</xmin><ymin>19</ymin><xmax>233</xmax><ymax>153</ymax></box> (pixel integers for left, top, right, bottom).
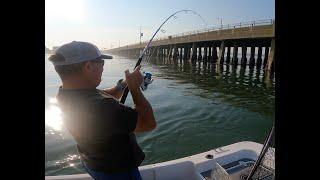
<box><xmin>45</xmin><ymin>54</ymin><xmax>275</xmax><ymax>176</ymax></box>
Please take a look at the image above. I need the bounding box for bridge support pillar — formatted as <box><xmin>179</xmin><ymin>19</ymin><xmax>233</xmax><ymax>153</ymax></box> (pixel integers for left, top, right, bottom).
<box><xmin>156</xmin><ymin>47</ymin><xmax>160</xmax><ymax>57</ymax></box>
<box><xmin>153</xmin><ymin>47</ymin><xmax>157</xmax><ymax>57</ymax></box>
<box><xmin>198</xmin><ymin>46</ymin><xmax>202</xmax><ymax>61</ymax></box>
<box><xmin>148</xmin><ymin>48</ymin><xmax>152</xmax><ymax>58</ymax></box>
<box><xmin>168</xmin><ymin>45</ymin><xmax>173</xmax><ymax>59</ymax></box>
<box><xmin>266</xmin><ymin>38</ymin><xmax>275</xmax><ymax>72</ymax></box>
<box><xmin>173</xmin><ymin>45</ymin><xmax>178</xmax><ymax>60</ymax></box>
<box><xmin>212</xmin><ymin>46</ymin><xmax>218</xmax><ymax>63</ymax></box>
<box><xmin>249</xmin><ymin>46</ymin><xmax>256</xmax><ymax>68</ymax></box>
<box><xmin>204</xmin><ymin>45</ymin><xmax>208</xmax><ymax>62</ymax></box>
<box><xmin>190</xmin><ymin>43</ymin><xmax>196</xmax><ymax>62</ymax></box>
<box><xmin>165</xmin><ymin>46</ymin><xmax>168</xmax><ymax>58</ymax></box>
<box><xmin>218</xmin><ymin>41</ymin><xmax>225</xmax><ymax>65</ymax></box>
<box><xmin>174</xmin><ymin>46</ymin><xmax>179</xmax><ymax>59</ymax></box>
<box><xmin>263</xmin><ymin>46</ymin><xmax>269</xmax><ymax>69</ymax></box>
<box><xmin>162</xmin><ymin>48</ymin><xmax>165</xmax><ymax>57</ymax></box>
<box><xmin>183</xmin><ymin>47</ymin><xmax>187</xmax><ymax>61</ymax></box>
<box><xmin>241</xmin><ymin>46</ymin><xmax>247</xmax><ymax>66</ymax></box>
<box><xmin>149</xmin><ymin>48</ymin><xmax>153</xmax><ymax>57</ymax></box>
<box><xmin>187</xmin><ymin>46</ymin><xmax>191</xmax><ymax>61</ymax></box>
<box><xmin>189</xmin><ymin>43</ymin><xmax>195</xmax><ymax>61</ymax></box>
<box><xmin>256</xmin><ymin>46</ymin><xmax>263</xmax><ymax>68</ymax></box>
<box><xmin>208</xmin><ymin>45</ymin><xmax>212</xmax><ymax>61</ymax></box>
<box><xmin>226</xmin><ymin>46</ymin><xmax>231</xmax><ymax>64</ymax></box>
<box><xmin>232</xmin><ymin>44</ymin><xmax>238</xmax><ymax>66</ymax></box>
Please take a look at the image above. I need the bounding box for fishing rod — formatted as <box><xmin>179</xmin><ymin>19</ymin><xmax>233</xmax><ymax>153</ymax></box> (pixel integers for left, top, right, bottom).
<box><xmin>246</xmin><ymin>124</ymin><xmax>274</xmax><ymax>179</ymax></box>
<box><xmin>120</xmin><ymin>9</ymin><xmax>207</xmax><ymax>104</ymax></box>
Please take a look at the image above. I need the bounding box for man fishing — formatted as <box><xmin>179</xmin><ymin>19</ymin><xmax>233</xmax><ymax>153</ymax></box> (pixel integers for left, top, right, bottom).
<box><xmin>49</xmin><ymin>41</ymin><xmax>156</xmax><ymax>180</ymax></box>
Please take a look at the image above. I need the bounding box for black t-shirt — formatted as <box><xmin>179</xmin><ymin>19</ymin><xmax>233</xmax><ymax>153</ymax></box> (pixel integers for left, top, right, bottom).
<box><xmin>56</xmin><ymin>87</ymin><xmax>145</xmax><ymax>173</ymax></box>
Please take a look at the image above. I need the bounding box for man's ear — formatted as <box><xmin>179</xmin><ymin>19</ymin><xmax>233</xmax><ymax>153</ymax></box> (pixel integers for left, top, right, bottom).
<box><xmin>83</xmin><ymin>61</ymin><xmax>92</xmax><ymax>74</ymax></box>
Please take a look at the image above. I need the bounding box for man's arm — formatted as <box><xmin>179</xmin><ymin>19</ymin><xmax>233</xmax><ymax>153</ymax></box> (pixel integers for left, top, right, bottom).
<box><xmin>102</xmin><ymin>79</ymin><xmax>127</xmax><ymax>100</ymax></box>
<box><xmin>125</xmin><ymin>65</ymin><xmax>156</xmax><ymax>132</ymax></box>
<box><xmin>131</xmin><ymin>88</ymin><xmax>156</xmax><ymax>132</ymax></box>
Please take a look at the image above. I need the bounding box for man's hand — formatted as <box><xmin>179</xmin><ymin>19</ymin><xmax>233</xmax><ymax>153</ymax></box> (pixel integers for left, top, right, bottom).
<box><xmin>125</xmin><ymin>65</ymin><xmax>143</xmax><ymax>91</ymax></box>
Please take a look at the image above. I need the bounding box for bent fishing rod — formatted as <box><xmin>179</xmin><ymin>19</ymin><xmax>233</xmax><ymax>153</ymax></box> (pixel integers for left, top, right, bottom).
<box><xmin>120</xmin><ymin>9</ymin><xmax>206</xmax><ymax>104</ymax></box>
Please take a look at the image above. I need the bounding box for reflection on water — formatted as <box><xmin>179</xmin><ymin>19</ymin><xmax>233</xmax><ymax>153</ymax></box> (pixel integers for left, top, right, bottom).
<box><xmin>146</xmin><ymin>57</ymin><xmax>275</xmax><ymax>115</ymax></box>
<box><xmin>46</xmin><ymin>153</ymin><xmax>82</xmax><ymax>175</ymax></box>
<box><xmin>45</xmin><ymin>55</ymin><xmax>274</xmax><ymax>176</ymax></box>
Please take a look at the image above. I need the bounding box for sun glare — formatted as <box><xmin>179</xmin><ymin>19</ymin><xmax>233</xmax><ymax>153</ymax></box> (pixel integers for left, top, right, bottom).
<box><xmin>45</xmin><ymin>0</ymin><xmax>85</xmax><ymax>23</ymax></box>
<box><xmin>45</xmin><ymin>105</ymin><xmax>63</xmax><ymax>131</ymax></box>
<box><xmin>49</xmin><ymin>97</ymin><xmax>58</xmax><ymax>104</ymax></box>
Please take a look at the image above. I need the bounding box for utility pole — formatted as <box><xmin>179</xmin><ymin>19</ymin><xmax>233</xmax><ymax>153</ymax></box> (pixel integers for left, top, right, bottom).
<box><xmin>140</xmin><ymin>25</ymin><xmax>141</xmax><ymax>44</ymax></box>
<box><xmin>139</xmin><ymin>25</ymin><xmax>143</xmax><ymax>44</ymax></box>
<box><xmin>217</xmin><ymin>18</ymin><xmax>222</xmax><ymax>29</ymax></box>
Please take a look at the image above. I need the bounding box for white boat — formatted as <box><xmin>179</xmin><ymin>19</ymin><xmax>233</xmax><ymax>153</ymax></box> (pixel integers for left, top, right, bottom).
<box><xmin>45</xmin><ymin>141</ymin><xmax>275</xmax><ymax>180</ymax></box>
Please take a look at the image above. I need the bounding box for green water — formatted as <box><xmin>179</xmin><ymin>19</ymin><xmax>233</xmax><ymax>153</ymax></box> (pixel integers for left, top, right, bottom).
<box><xmin>45</xmin><ymin>55</ymin><xmax>274</xmax><ymax>175</ymax></box>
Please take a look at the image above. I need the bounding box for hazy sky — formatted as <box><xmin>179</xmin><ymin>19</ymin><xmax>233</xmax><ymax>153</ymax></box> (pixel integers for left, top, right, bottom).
<box><xmin>45</xmin><ymin>0</ymin><xmax>274</xmax><ymax>49</ymax></box>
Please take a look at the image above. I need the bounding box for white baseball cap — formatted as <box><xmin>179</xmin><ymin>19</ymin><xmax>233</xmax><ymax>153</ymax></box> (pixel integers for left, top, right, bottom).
<box><xmin>49</xmin><ymin>41</ymin><xmax>112</xmax><ymax>66</ymax></box>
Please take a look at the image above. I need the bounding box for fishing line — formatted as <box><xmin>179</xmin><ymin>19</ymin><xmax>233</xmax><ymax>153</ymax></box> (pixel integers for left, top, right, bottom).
<box><xmin>120</xmin><ymin>9</ymin><xmax>207</xmax><ymax>104</ymax></box>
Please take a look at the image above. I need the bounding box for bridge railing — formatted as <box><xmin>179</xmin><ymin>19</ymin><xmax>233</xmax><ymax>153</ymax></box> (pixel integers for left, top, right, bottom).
<box><xmin>130</xmin><ymin>19</ymin><xmax>274</xmax><ymax>46</ymax></box>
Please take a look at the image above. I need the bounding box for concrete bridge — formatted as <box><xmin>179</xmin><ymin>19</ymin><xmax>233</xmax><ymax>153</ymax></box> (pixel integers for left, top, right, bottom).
<box><xmin>103</xmin><ymin>19</ymin><xmax>275</xmax><ymax>72</ymax></box>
